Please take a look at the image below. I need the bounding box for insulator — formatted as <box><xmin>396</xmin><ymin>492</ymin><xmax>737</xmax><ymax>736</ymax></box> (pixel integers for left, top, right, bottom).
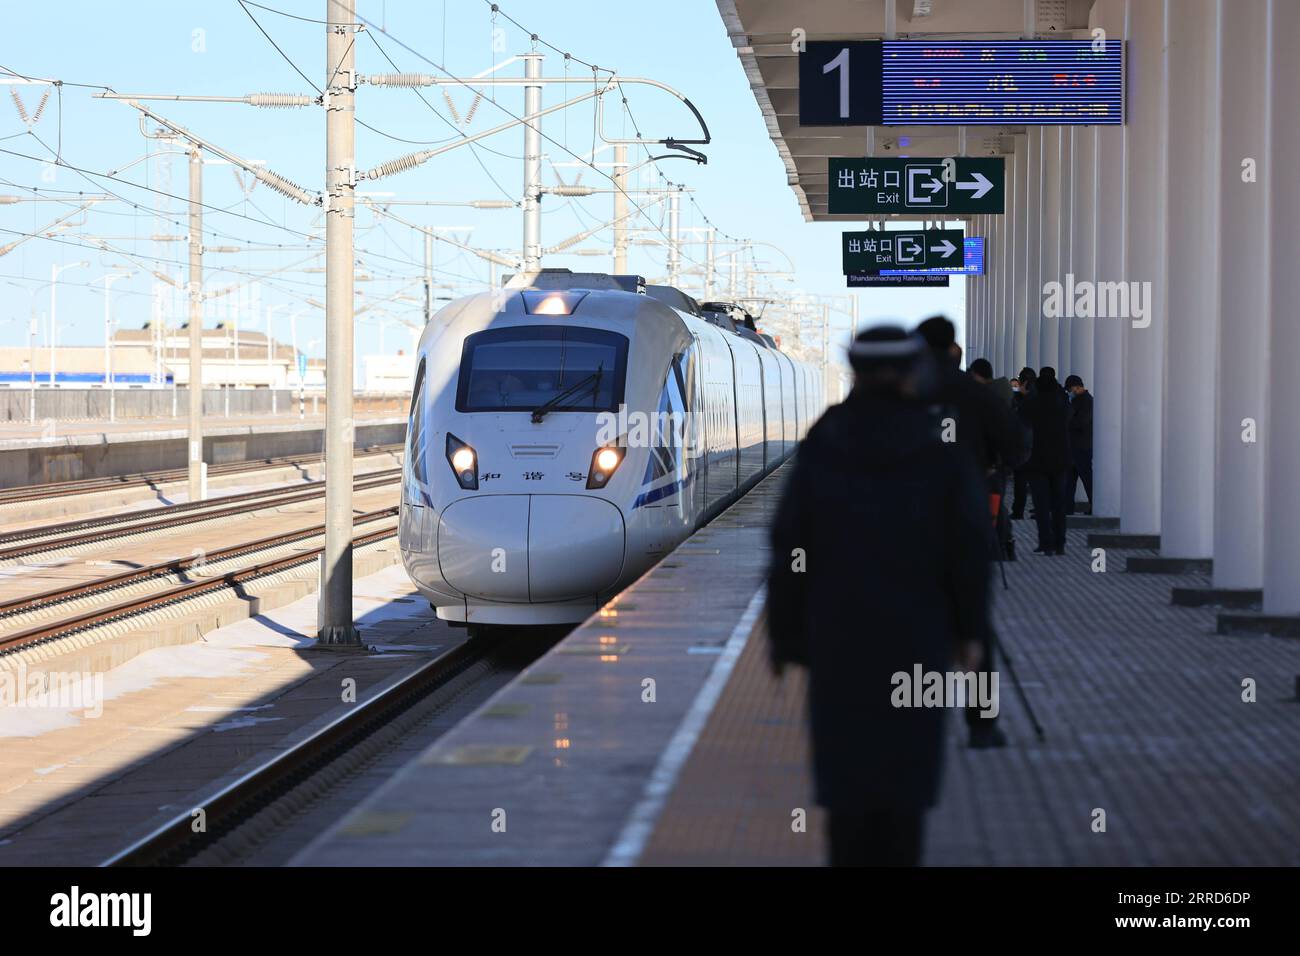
<box><xmin>464</xmin><ymin>92</ymin><xmax>482</xmax><ymax>125</ymax></box>
<box><xmin>246</xmin><ymin>93</ymin><xmax>314</xmax><ymax>108</ymax></box>
<box><xmin>259</xmin><ymin>169</ymin><xmax>315</xmax><ymax>205</ymax></box>
<box><xmin>442</xmin><ymin>90</ymin><xmax>461</xmax><ymax>125</ymax></box>
<box><xmin>9</xmin><ymin>89</ymin><xmax>28</xmax><ymax>125</ymax></box>
<box><xmin>548</xmin><ymin>185</ymin><xmax>596</xmax><ymax>197</ymax></box>
<box><xmin>365</xmin><ymin>151</ymin><xmax>431</xmax><ymax>181</ymax></box>
<box><xmin>367</xmin><ymin>73</ymin><xmax>435</xmax><ymax>88</ymax></box>
<box><xmin>30</xmin><ymin>89</ymin><xmax>50</xmax><ymax>125</ymax></box>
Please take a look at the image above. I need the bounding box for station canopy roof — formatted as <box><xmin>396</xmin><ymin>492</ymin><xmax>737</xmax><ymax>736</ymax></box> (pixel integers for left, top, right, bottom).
<box><xmin>714</xmin><ymin>0</ymin><xmax>1098</xmax><ymax>221</ymax></box>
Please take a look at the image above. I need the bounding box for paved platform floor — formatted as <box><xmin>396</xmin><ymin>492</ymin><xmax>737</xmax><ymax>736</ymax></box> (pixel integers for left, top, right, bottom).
<box><xmin>641</xmin><ymin>524</ymin><xmax>1300</xmax><ymax>866</ymax></box>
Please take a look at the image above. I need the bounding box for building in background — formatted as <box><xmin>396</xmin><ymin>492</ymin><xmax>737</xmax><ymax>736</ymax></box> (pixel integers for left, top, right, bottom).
<box><xmin>114</xmin><ymin>322</ymin><xmax>324</xmax><ymax>389</ymax></box>
<box><xmin>0</xmin><ymin>345</ymin><xmax>165</xmax><ymax>387</ymax></box>
<box><xmin>362</xmin><ymin>351</ymin><xmax>415</xmax><ymax>393</ymax></box>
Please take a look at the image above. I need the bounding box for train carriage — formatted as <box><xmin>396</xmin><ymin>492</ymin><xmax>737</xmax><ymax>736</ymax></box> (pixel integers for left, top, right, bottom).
<box><xmin>399</xmin><ymin>270</ymin><xmax>823</xmax><ymax>626</ymax></box>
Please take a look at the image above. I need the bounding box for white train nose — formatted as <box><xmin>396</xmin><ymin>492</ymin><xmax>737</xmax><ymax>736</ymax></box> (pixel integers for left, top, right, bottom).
<box><xmin>437</xmin><ymin>495</ymin><xmax>625</xmax><ymax>603</ymax></box>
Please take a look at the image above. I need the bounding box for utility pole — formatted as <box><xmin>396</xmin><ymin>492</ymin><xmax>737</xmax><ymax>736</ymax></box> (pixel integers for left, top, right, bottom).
<box><xmin>102</xmin><ymin>271</ymin><xmax>131</xmax><ymax>423</ymax></box>
<box><xmin>704</xmin><ymin>227</ymin><xmax>715</xmax><ymax>300</ymax></box>
<box><xmin>423</xmin><ymin>232</ymin><xmax>433</xmax><ymax>323</ymax></box>
<box><xmin>290</xmin><ymin>309</ymin><xmax>304</xmax><ymax>420</ymax></box>
<box><xmin>320</xmin><ymin>0</ymin><xmax>359</xmax><ymax>645</ymax></box>
<box><xmin>612</xmin><ymin>143</ymin><xmax>628</xmax><ymax>273</ymax></box>
<box><xmin>729</xmin><ymin>254</ymin><xmax>738</xmax><ymax>300</ymax></box>
<box><xmin>48</xmin><ymin>260</ymin><xmax>87</xmax><ymax>387</ymax></box>
<box><xmin>821</xmin><ymin>304</ymin><xmax>830</xmax><ymax>404</ymax></box>
<box><xmin>187</xmin><ymin>146</ymin><xmax>205</xmax><ymax>501</ymax></box>
<box><xmin>28</xmin><ymin>315</ymin><xmax>36</xmax><ymax>424</ymax></box>
<box><xmin>667</xmin><ymin>186</ymin><xmax>681</xmax><ymax>287</ymax></box>
<box><xmin>521</xmin><ymin>53</ymin><xmax>543</xmax><ymax>273</ymax></box>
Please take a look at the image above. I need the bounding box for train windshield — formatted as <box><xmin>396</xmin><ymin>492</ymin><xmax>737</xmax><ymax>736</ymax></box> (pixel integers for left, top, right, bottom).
<box><xmin>455</xmin><ymin>325</ymin><xmax>629</xmax><ymax>414</ymax></box>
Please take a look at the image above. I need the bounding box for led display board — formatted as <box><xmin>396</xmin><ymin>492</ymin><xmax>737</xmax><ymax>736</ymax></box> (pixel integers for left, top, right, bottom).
<box><xmin>801</xmin><ymin>40</ymin><xmax>1124</xmax><ymax>126</ymax></box>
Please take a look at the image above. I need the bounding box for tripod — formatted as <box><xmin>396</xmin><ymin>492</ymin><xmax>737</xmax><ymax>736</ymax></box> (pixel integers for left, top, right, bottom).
<box><xmin>991</xmin><ymin>627</ymin><xmax>1046</xmax><ymax>741</ymax></box>
<box><xmin>984</xmin><ymin>483</ymin><xmax>1047</xmax><ymax>742</ymax></box>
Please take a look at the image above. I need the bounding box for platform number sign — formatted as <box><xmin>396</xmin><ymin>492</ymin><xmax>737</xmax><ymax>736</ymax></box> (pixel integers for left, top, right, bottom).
<box><xmin>799</xmin><ymin>41</ymin><xmax>882</xmax><ymax>127</ymax></box>
<box><xmin>801</xmin><ymin>39</ymin><xmax>1125</xmax><ymax>127</ymax></box>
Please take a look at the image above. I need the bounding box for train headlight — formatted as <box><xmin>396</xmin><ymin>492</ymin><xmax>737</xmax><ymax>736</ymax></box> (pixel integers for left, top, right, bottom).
<box><xmin>445</xmin><ymin>433</ymin><xmax>479</xmax><ymax>490</ymax></box>
<box><xmin>586</xmin><ymin>445</ymin><xmax>624</xmax><ymax>489</ymax></box>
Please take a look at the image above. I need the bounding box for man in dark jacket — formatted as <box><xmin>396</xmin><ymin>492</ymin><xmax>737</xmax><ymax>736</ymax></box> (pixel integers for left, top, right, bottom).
<box><xmin>767</xmin><ymin>326</ymin><xmax>990</xmax><ymax>866</ymax></box>
<box><xmin>1023</xmin><ymin>367</ymin><xmax>1072</xmax><ymax>554</ymax></box>
<box><xmin>1010</xmin><ymin>367</ymin><xmax>1037</xmax><ymax>520</ymax></box>
<box><xmin>1064</xmin><ymin>374</ymin><xmax>1094</xmax><ymax>515</ymax></box>
<box><xmin>968</xmin><ymin>357</ymin><xmax>1016</xmax><ymax>567</ymax></box>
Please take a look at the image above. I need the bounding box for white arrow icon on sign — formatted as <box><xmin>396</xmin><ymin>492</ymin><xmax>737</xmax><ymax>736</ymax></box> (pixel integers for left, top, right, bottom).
<box><xmin>898</xmin><ymin>239</ymin><xmax>923</xmax><ymax>261</ymax></box>
<box><xmin>929</xmin><ymin>239</ymin><xmax>957</xmax><ymax>257</ymax></box>
<box><xmin>955</xmin><ymin>172</ymin><xmax>994</xmax><ymax>200</ymax></box>
<box><xmin>924</xmin><ymin>177</ymin><xmax>944</xmax><ymax>193</ymax></box>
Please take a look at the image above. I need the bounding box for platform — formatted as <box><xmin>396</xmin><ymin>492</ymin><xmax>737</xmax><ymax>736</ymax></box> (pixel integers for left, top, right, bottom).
<box><xmin>294</xmin><ymin>468</ymin><xmax>1300</xmax><ymax>867</ymax></box>
<box><xmin>0</xmin><ymin>415</ymin><xmax>406</xmax><ymax>488</ymax></box>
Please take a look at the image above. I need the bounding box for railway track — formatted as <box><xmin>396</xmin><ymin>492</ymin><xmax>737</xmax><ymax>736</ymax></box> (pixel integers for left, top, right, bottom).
<box><xmin>0</xmin><ymin>470</ymin><xmax>400</xmax><ymax>561</ymax></box>
<box><xmin>0</xmin><ymin>443</ymin><xmax>402</xmax><ymax>507</ymax></box>
<box><xmin>99</xmin><ymin>626</ymin><xmax>561</xmax><ymax>867</ymax></box>
<box><xmin>0</xmin><ymin>511</ymin><xmax>399</xmax><ymax>657</ymax></box>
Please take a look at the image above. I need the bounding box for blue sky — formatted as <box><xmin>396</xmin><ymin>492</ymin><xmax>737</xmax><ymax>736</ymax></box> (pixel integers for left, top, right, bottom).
<box><xmin>0</xmin><ymin>0</ymin><xmax>965</xmax><ymax>366</ymax></box>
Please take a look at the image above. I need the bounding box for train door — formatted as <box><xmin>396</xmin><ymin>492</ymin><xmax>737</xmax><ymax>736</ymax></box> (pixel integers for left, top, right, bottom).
<box><xmin>399</xmin><ymin>359</ymin><xmax>428</xmax><ymax>551</ymax></box>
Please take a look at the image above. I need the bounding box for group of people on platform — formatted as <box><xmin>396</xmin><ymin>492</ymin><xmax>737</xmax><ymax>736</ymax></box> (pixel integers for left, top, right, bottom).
<box><xmin>765</xmin><ymin>315</ymin><xmax>1094</xmax><ymax>868</ymax></box>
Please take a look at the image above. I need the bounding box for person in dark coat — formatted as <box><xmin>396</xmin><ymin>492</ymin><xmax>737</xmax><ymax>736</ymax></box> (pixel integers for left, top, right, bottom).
<box><xmin>914</xmin><ymin>317</ymin><xmax>1027</xmax><ymax>478</ymax></box>
<box><xmin>767</xmin><ymin>326</ymin><xmax>990</xmax><ymax>866</ymax></box>
<box><xmin>1023</xmin><ymin>367</ymin><xmax>1072</xmax><ymax>554</ymax></box>
<box><xmin>1010</xmin><ymin>367</ymin><xmax>1037</xmax><ymax>520</ymax></box>
<box><xmin>1064</xmin><ymin>374</ymin><xmax>1094</xmax><ymax>515</ymax></box>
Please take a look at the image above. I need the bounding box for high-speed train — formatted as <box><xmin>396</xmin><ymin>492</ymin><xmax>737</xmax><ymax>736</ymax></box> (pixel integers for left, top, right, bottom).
<box><xmin>398</xmin><ymin>269</ymin><xmax>824</xmax><ymax>627</ymax></box>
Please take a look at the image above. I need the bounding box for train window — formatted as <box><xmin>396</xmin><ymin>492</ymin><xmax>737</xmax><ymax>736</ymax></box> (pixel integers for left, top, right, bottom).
<box><xmin>671</xmin><ymin>346</ymin><xmax>696</xmax><ymax>414</ymax></box>
<box><xmin>455</xmin><ymin>325</ymin><xmax>629</xmax><ymax>414</ymax></box>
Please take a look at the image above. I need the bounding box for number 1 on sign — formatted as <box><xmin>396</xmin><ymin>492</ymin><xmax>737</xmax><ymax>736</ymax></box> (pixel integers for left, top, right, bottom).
<box><xmin>823</xmin><ymin>47</ymin><xmax>850</xmax><ymax>119</ymax></box>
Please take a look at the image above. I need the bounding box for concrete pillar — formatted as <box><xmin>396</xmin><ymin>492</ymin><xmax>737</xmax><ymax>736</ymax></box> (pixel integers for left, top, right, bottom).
<box><xmin>1012</xmin><ymin>136</ymin><xmax>1029</xmax><ymax>373</ymax></box>
<box><xmin>1212</xmin><ymin>0</ymin><xmax>1267</xmax><ymax>589</ymax></box>
<box><xmin>966</xmin><ymin>217</ymin><xmax>977</xmax><ymax>357</ymax></box>
<box><xmin>1263</xmin><ymin>0</ymin><xmax>1300</xmax><ymax>612</ymax></box>
<box><xmin>1023</xmin><ymin>128</ymin><xmax>1043</xmax><ymax>369</ymax></box>
<box><xmin>1160</xmin><ymin>0</ymin><xmax>1219</xmax><ymax>558</ymax></box>
<box><xmin>1003</xmin><ymin>150</ymin><xmax>1018</xmax><ymax>378</ymax></box>
<box><xmin>977</xmin><ymin>214</ymin><xmax>987</xmax><ymax>361</ymax></box>
<box><xmin>1090</xmin><ymin>2</ymin><xmax>1127</xmax><ymax>519</ymax></box>
<box><xmin>1056</xmin><ymin>127</ymin><xmax>1074</xmax><ymax>376</ymax></box>
<box><xmin>994</xmin><ymin>212</ymin><xmax>1006</xmax><ymax>371</ymax></box>
<box><xmin>1119</xmin><ymin>0</ymin><xmax>1168</xmax><ymax>536</ymax></box>
<box><xmin>1039</xmin><ymin>127</ymin><xmax>1062</xmax><ymax>371</ymax></box>
<box><xmin>1069</xmin><ymin>125</ymin><xmax>1097</xmax><ymax>388</ymax></box>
